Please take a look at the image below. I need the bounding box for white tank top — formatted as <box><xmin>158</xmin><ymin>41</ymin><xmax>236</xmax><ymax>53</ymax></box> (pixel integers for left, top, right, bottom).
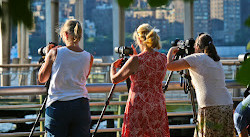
<box><xmin>46</xmin><ymin>47</ymin><xmax>91</xmax><ymax>107</ymax></box>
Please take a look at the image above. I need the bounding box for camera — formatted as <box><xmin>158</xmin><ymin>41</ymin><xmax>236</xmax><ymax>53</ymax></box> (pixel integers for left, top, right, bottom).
<box><xmin>114</xmin><ymin>46</ymin><xmax>133</xmax><ymax>58</ymax></box>
<box><xmin>171</xmin><ymin>38</ymin><xmax>195</xmax><ymax>57</ymax></box>
<box><xmin>38</xmin><ymin>42</ymin><xmax>57</xmax><ymax>56</ymax></box>
<box><xmin>37</xmin><ymin>42</ymin><xmax>57</xmax><ymax>63</ymax></box>
<box><xmin>238</xmin><ymin>52</ymin><xmax>250</xmax><ymax>62</ymax></box>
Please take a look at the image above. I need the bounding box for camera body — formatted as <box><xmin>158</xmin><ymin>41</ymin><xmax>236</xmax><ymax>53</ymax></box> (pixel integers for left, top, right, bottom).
<box><xmin>38</xmin><ymin>42</ymin><xmax>58</xmax><ymax>57</ymax></box>
<box><xmin>37</xmin><ymin>42</ymin><xmax>57</xmax><ymax>63</ymax></box>
<box><xmin>114</xmin><ymin>46</ymin><xmax>133</xmax><ymax>58</ymax></box>
<box><xmin>171</xmin><ymin>38</ymin><xmax>195</xmax><ymax>57</ymax></box>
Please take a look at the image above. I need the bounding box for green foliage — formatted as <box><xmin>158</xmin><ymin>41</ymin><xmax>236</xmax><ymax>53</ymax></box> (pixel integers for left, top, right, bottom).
<box><xmin>245</xmin><ymin>16</ymin><xmax>250</xmax><ymax>27</ymax></box>
<box><xmin>148</xmin><ymin>0</ymin><xmax>169</xmax><ymax>7</ymax></box>
<box><xmin>236</xmin><ymin>58</ymin><xmax>250</xmax><ymax>86</ymax></box>
<box><xmin>0</xmin><ymin>6</ymin><xmax>2</xmax><ymax>17</ymax></box>
<box><xmin>116</xmin><ymin>0</ymin><xmax>134</xmax><ymax>8</ymax></box>
<box><xmin>8</xmin><ymin>0</ymin><xmax>33</xmax><ymax>29</ymax></box>
<box><xmin>247</xmin><ymin>41</ymin><xmax>250</xmax><ymax>50</ymax></box>
<box><xmin>0</xmin><ymin>0</ymin><xmax>33</xmax><ymax>29</ymax></box>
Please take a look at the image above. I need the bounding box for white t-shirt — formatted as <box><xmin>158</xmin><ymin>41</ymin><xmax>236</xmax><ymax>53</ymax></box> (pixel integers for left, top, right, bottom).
<box><xmin>46</xmin><ymin>47</ymin><xmax>91</xmax><ymax>107</ymax></box>
<box><xmin>183</xmin><ymin>53</ymin><xmax>233</xmax><ymax>108</ymax></box>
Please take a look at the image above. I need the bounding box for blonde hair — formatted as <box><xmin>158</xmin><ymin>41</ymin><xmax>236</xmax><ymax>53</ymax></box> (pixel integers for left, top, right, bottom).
<box><xmin>196</xmin><ymin>34</ymin><xmax>220</xmax><ymax>61</ymax></box>
<box><xmin>59</xmin><ymin>19</ymin><xmax>82</xmax><ymax>43</ymax></box>
<box><xmin>133</xmin><ymin>23</ymin><xmax>161</xmax><ymax>50</ymax></box>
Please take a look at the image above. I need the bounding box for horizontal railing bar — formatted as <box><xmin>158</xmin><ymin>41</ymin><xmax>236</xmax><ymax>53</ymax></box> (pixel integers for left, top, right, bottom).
<box><xmin>0</xmin><ymin>63</ymin><xmax>112</xmax><ymax>68</ymax></box>
<box><xmin>0</xmin><ymin>104</ymin><xmax>42</xmax><ymax>109</ymax></box>
<box><xmin>0</xmin><ymin>131</ymin><xmax>45</xmax><ymax>137</ymax></box>
<box><xmin>0</xmin><ymin>112</ymin><xmax>195</xmax><ymax>123</ymax></box>
<box><xmin>0</xmin><ymin>118</ymin><xmax>45</xmax><ymax>123</ymax></box>
<box><xmin>0</xmin><ymin>97</ymin><xmax>243</xmax><ymax>110</ymax></box>
<box><xmin>0</xmin><ymin>85</ymin><xmax>47</xmax><ymax>96</ymax></box>
<box><xmin>169</xmin><ymin>124</ymin><xmax>196</xmax><ymax>129</ymax></box>
<box><xmin>0</xmin><ymin>80</ymin><xmax>244</xmax><ymax>96</ymax></box>
<box><xmin>0</xmin><ymin>59</ymin><xmax>240</xmax><ymax>68</ymax></box>
<box><xmin>0</xmin><ymin>124</ymin><xmax>198</xmax><ymax>136</ymax></box>
<box><xmin>90</xmin><ymin>128</ymin><xmax>122</xmax><ymax>133</ymax></box>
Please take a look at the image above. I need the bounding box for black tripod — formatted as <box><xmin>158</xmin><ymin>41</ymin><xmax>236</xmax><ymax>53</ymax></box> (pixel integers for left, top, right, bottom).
<box><xmin>92</xmin><ymin>58</ymin><xmax>130</xmax><ymax>137</ymax></box>
<box><xmin>29</xmin><ymin>78</ymin><xmax>50</xmax><ymax>137</ymax></box>
<box><xmin>163</xmin><ymin>53</ymin><xmax>198</xmax><ymax>124</ymax></box>
<box><xmin>244</xmin><ymin>84</ymin><xmax>250</xmax><ymax>98</ymax></box>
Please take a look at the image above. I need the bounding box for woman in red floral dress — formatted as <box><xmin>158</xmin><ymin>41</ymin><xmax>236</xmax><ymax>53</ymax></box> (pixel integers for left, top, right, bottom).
<box><xmin>110</xmin><ymin>23</ymin><xmax>170</xmax><ymax>137</ymax></box>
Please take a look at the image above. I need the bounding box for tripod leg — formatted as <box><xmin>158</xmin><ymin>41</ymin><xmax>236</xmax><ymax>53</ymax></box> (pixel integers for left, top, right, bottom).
<box><xmin>163</xmin><ymin>71</ymin><xmax>174</xmax><ymax>93</ymax></box>
<box><xmin>92</xmin><ymin>84</ymin><xmax>116</xmax><ymax>137</ymax></box>
<box><xmin>29</xmin><ymin>97</ymin><xmax>47</xmax><ymax>137</ymax></box>
<box><xmin>189</xmin><ymin>88</ymin><xmax>197</xmax><ymax>123</ymax></box>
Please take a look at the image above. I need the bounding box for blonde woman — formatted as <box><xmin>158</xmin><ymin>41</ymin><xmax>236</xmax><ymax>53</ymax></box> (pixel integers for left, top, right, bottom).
<box><xmin>110</xmin><ymin>23</ymin><xmax>170</xmax><ymax>137</ymax></box>
<box><xmin>167</xmin><ymin>34</ymin><xmax>234</xmax><ymax>137</ymax></box>
<box><xmin>38</xmin><ymin>19</ymin><xmax>93</xmax><ymax>137</ymax></box>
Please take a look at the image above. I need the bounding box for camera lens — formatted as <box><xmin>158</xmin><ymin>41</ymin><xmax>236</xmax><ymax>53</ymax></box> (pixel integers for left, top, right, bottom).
<box><xmin>114</xmin><ymin>47</ymin><xmax>120</xmax><ymax>54</ymax></box>
<box><xmin>238</xmin><ymin>53</ymin><xmax>250</xmax><ymax>62</ymax></box>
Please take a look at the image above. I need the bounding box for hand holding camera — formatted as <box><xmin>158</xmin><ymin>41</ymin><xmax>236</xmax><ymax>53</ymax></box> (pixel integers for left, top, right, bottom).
<box><xmin>37</xmin><ymin>42</ymin><xmax>61</xmax><ymax>63</ymax></box>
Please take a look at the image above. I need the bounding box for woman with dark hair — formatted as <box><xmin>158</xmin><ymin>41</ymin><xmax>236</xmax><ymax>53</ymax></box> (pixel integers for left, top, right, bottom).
<box><xmin>110</xmin><ymin>23</ymin><xmax>170</xmax><ymax>137</ymax></box>
<box><xmin>167</xmin><ymin>34</ymin><xmax>234</xmax><ymax>137</ymax></box>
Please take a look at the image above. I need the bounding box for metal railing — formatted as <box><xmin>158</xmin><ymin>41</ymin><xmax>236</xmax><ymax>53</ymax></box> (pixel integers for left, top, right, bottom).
<box><xmin>0</xmin><ymin>80</ymin><xmax>245</xmax><ymax>136</ymax></box>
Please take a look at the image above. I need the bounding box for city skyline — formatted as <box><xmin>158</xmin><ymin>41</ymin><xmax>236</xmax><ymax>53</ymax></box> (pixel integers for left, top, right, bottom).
<box><xmin>13</xmin><ymin>0</ymin><xmax>250</xmax><ymax>57</ymax></box>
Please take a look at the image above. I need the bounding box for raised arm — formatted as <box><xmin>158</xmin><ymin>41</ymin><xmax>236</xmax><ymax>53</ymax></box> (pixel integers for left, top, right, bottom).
<box><xmin>110</xmin><ymin>56</ymin><xmax>139</xmax><ymax>84</ymax></box>
<box><xmin>38</xmin><ymin>48</ymin><xmax>57</xmax><ymax>83</ymax></box>
<box><xmin>166</xmin><ymin>47</ymin><xmax>190</xmax><ymax>71</ymax></box>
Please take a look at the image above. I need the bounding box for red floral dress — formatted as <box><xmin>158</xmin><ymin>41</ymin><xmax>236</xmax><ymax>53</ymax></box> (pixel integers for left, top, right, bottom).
<box><xmin>122</xmin><ymin>51</ymin><xmax>170</xmax><ymax>137</ymax></box>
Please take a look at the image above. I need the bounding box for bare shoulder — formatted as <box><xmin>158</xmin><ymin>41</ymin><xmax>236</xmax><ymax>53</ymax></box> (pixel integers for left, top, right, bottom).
<box><xmin>128</xmin><ymin>55</ymin><xmax>139</xmax><ymax>64</ymax></box>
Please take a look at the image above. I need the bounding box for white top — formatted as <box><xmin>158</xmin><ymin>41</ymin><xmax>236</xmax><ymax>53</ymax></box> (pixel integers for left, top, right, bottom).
<box><xmin>46</xmin><ymin>47</ymin><xmax>91</xmax><ymax>107</ymax></box>
<box><xmin>183</xmin><ymin>53</ymin><xmax>233</xmax><ymax>108</ymax></box>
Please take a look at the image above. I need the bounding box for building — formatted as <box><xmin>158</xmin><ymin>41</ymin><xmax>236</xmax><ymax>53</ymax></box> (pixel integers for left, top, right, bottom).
<box><xmin>210</xmin><ymin>0</ymin><xmax>224</xmax><ymax>20</ymax></box>
<box><xmin>193</xmin><ymin>0</ymin><xmax>211</xmax><ymax>36</ymax></box>
<box><xmin>223</xmin><ymin>0</ymin><xmax>241</xmax><ymax>43</ymax></box>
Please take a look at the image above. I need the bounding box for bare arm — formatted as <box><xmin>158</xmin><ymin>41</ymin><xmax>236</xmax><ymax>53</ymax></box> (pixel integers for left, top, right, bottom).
<box><xmin>38</xmin><ymin>48</ymin><xmax>57</xmax><ymax>83</ymax></box>
<box><xmin>166</xmin><ymin>47</ymin><xmax>190</xmax><ymax>71</ymax></box>
<box><xmin>86</xmin><ymin>54</ymin><xmax>94</xmax><ymax>79</ymax></box>
<box><xmin>110</xmin><ymin>56</ymin><xmax>139</xmax><ymax>84</ymax></box>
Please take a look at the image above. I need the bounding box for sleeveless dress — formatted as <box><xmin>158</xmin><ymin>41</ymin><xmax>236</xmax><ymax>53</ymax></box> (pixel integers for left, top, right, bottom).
<box><xmin>122</xmin><ymin>51</ymin><xmax>170</xmax><ymax>137</ymax></box>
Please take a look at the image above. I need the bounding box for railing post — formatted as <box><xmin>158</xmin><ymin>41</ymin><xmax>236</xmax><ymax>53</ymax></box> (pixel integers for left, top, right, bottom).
<box><xmin>117</xmin><ymin>94</ymin><xmax>128</xmax><ymax>137</ymax></box>
<box><xmin>40</xmin><ymin>95</ymin><xmax>46</xmax><ymax>137</ymax></box>
<box><xmin>19</xmin><ymin>58</ymin><xmax>31</xmax><ymax>86</ymax></box>
<box><xmin>0</xmin><ymin>0</ymin><xmax>11</xmax><ymax>86</ymax></box>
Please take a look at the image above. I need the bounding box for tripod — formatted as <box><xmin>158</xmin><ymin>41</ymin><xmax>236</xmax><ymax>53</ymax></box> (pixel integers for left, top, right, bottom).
<box><xmin>163</xmin><ymin>53</ymin><xmax>198</xmax><ymax>124</ymax></box>
<box><xmin>92</xmin><ymin>57</ymin><xmax>130</xmax><ymax>137</ymax></box>
<box><xmin>29</xmin><ymin>78</ymin><xmax>50</xmax><ymax>137</ymax></box>
<box><xmin>244</xmin><ymin>84</ymin><xmax>250</xmax><ymax>98</ymax></box>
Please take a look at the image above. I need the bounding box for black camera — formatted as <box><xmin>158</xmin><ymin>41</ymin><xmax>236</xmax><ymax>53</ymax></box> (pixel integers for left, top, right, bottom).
<box><xmin>238</xmin><ymin>52</ymin><xmax>250</xmax><ymax>62</ymax></box>
<box><xmin>114</xmin><ymin>46</ymin><xmax>133</xmax><ymax>58</ymax></box>
<box><xmin>37</xmin><ymin>42</ymin><xmax>57</xmax><ymax>63</ymax></box>
<box><xmin>171</xmin><ymin>38</ymin><xmax>195</xmax><ymax>57</ymax></box>
<box><xmin>38</xmin><ymin>42</ymin><xmax>57</xmax><ymax>56</ymax></box>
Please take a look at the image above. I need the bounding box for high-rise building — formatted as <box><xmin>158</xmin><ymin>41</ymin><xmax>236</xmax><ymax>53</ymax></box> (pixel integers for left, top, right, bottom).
<box><xmin>223</xmin><ymin>0</ymin><xmax>241</xmax><ymax>43</ymax></box>
<box><xmin>193</xmin><ymin>0</ymin><xmax>211</xmax><ymax>36</ymax></box>
<box><xmin>172</xmin><ymin>0</ymin><xmax>184</xmax><ymax>23</ymax></box>
<box><xmin>210</xmin><ymin>0</ymin><xmax>224</xmax><ymax>20</ymax></box>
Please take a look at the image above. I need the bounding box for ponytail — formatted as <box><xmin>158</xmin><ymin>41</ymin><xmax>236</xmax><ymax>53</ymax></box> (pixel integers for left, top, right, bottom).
<box><xmin>133</xmin><ymin>24</ymin><xmax>161</xmax><ymax>50</ymax></box>
<box><xmin>144</xmin><ymin>29</ymin><xmax>161</xmax><ymax>49</ymax></box>
<box><xmin>73</xmin><ymin>22</ymin><xmax>82</xmax><ymax>42</ymax></box>
<box><xmin>197</xmin><ymin>34</ymin><xmax>220</xmax><ymax>61</ymax></box>
<box><xmin>60</xmin><ymin>19</ymin><xmax>82</xmax><ymax>43</ymax></box>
